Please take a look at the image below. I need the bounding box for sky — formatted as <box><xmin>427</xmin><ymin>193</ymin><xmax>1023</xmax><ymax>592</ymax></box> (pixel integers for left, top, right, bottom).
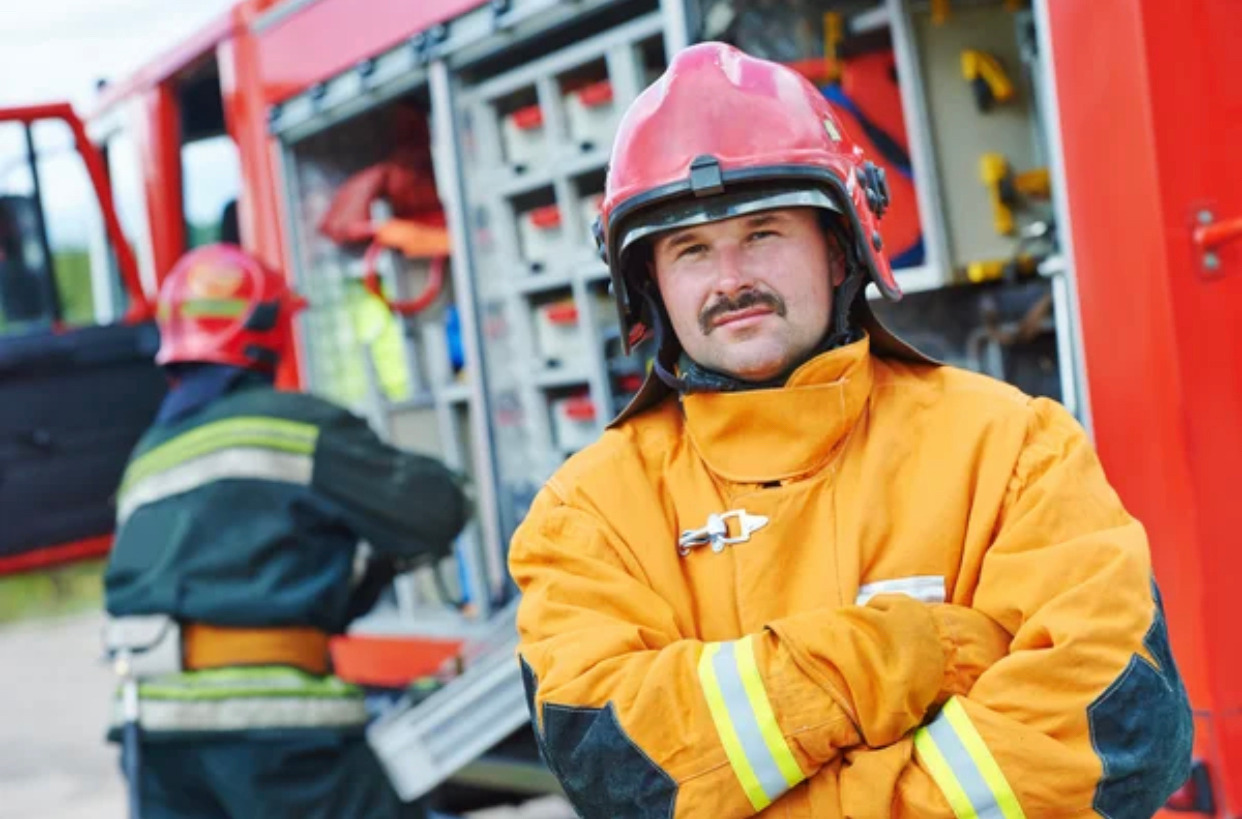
<box><xmin>0</xmin><ymin>1</ymin><xmax>238</xmax><ymax>107</ymax></box>
<box><xmin>0</xmin><ymin>1</ymin><xmax>242</xmax><ymax>250</ymax></box>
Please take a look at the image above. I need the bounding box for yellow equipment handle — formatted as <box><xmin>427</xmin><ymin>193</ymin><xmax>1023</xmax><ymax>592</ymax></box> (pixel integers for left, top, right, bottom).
<box><xmin>961</xmin><ymin>50</ymin><xmax>1016</xmax><ymax>112</ymax></box>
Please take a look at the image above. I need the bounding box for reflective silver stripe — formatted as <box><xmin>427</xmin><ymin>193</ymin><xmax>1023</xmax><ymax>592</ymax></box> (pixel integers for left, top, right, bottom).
<box><xmin>117</xmin><ymin>447</ymin><xmax>313</xmax><ymax>524</ymax></box>
<box><xmin>136</xmin><ymin>666</ymin><xmax>357</xmax><ymax>696</ymax></box>
<box><xmin>120</xmin><ymin>416</ymin><xmax>318</xmax><ymax>494</ymax></box>
<box><xmin>913</xmin><ymin>699</ymin><xmax>1026</xmax><ymax>819</ymax></box>
<box><xmin>113</xmin><ymin>696</ymin><xmax>368</xmax><ymax>733</ymax></box>
<box><xmin>709</xmin><ymin>641</ymin><xmax>799</xmax><ymax>807</ymax></box>
<box><xmin>856</xmin><ymin>575</ymin><xmax>946</xmax><ymax>605</ymax></box>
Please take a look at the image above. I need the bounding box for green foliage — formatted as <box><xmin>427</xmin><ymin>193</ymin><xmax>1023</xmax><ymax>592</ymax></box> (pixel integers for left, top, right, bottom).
<box><xmin>0</xmin><ymin>559</ymin><xmax>105</xmax><ymax>625</ymax></box>
<box><xmin>187</xmin><ymin>221</ymin><xmax>221</xmax><ymax>249</ymax></box>
<box><xmin>52</xmin><ymin>248</ymin><xmax>95</xmax><ymax>325</ymax></box>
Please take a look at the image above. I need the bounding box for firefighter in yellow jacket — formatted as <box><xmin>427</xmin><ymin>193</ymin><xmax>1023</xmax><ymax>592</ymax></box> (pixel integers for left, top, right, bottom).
<box><xmin>509</xmin><ymin>43</ymin><xmax>1193</xmax><ymax>818</ymax></box>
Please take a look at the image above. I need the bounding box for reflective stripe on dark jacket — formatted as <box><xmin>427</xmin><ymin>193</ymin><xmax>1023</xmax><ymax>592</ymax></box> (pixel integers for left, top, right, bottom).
<box><xmin>105</xmin><ymin>383</ymin><xmax>468</xmax><ymax>633</ymax></box>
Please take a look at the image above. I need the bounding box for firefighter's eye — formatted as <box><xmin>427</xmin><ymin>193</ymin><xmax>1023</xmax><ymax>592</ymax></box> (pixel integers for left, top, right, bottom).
<box><xmin>748</xmin><ymin>230</ymin><xmax>777</xmax><ymax>242</ymax></box>
<box><xmin>676</xmin><ymin>244</ymin><xmax>708</xmax><ymax>259</ymax></box>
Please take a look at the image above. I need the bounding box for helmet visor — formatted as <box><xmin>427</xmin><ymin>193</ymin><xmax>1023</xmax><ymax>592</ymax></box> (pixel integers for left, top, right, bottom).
<box><xmin>616</xmin><ymin>183</ymin><xmax>842</xmax><ymax>258</ymax></box>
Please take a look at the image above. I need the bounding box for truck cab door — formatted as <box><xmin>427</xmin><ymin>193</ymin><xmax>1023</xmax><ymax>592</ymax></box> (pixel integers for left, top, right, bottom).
<box><xmin>0</xmin><ymin>103</ymin><xmax>165</xmax><ymax>574</ymax></box>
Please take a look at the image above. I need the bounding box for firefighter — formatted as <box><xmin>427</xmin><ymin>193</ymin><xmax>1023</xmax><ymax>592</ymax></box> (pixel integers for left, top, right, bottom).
<box><xmin>510</xmin><ymin>43</ymin><xmax>1193</xmax><ymax>818</ymax></box>
<box><xmin>104</xmin><ymin>243</ymin><xmax>466</xmax><ymax>818</ymax></box>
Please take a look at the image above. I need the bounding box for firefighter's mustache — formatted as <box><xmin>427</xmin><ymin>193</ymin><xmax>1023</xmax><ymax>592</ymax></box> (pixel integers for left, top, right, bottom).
<box><xmin>699</xmin><ymin>290</ymin><xmax>786</xmax><ymax>335</ymax></box>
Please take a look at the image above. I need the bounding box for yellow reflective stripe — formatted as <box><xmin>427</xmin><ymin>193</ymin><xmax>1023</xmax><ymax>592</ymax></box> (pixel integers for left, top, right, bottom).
<box><xmin>698</xmin><ymin>643</ymin><xmax>769</xmax><ymax>811</ymax></box>
<box><xmin>914</xmin><ymin>725</ymin><xmax>978</xmax><ymax>818</ymax></box>
<box><xmin>179</xmin><ymin>297</ymin><xmax>250</xmax><ymax>318</ymax></box>
<box><xmin>124</xmin><ymin>419</ymin><xmax>315</xmax><ymax>489</ymax></box>
<box><xmin>121</xmin><ymin>417</ymin><xmax>318</xmax><ymax>492</ymax></box>
<box><xmin>698</xmin><ymin>639</ymin><xmax>806</xmax><ymax>811</ymax></box>
<box><xmin>735</xmin><ymin>636</ymin><xmax>802</xmax><ymax>788</ymax></box>
<box><xmin>914</xmin><ymin>697</ymin><xmax>1026</xmax><ymax>819</ymax></box>
<box><xmin>117</xmin><ymin>448</ymin><xmax>314</xmax><ymax>523</ymax></box>
<box><xmin>125</xmin><ymin>432</ymin><xmax>312</xmax><ymax>488</ymax></box>
<box><xmin>941</xmin><ymin>699</ymin><xmax>1025</xmax><ymax>819</ymax></box>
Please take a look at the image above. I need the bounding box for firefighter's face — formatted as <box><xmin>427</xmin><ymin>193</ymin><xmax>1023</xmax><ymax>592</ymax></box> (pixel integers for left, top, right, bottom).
<box><xmin>651</xmin><ymin>208</ymin><xmax>843</xmax><ymax>383</ymax></box>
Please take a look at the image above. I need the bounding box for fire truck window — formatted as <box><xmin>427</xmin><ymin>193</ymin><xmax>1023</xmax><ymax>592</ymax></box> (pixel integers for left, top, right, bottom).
<box><xmin>0</xmin><ymin>120</ymin><xmax>106</xmax><ymax>333</ymax></box>
<box><xmin>31</xmin><ymin>119</ymin><xmax>106</xmax><ymax>327</ymax></box>
<box><xmin>0</xmin><ymin>123</ymin><xmax>43</xmax><ymax>331</ymax></box>
<box><xmin>182</xmin><ymin>134</ymin><xmax>241</xmax><ymax>249</ymax></box>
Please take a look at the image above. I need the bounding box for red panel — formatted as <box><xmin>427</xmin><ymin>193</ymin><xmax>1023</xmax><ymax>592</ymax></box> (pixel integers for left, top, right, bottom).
<box><xmin>1141</xmin><ymin>0</ymin><xmax>1242</xmax><ymax>693</ymax></box>
<box><xmin>1219</xmin><ymin>713</ymin><xmax>1242</xmax><ymax>815</ymax></box>
<box><xmin>330</xmin><ymin>633</ymin><xmax>463</xmax><ymax>688</ymax></box>
<box><xmin>1143</xmin><ymin>5</ymin><xmax>1242</xmax><ymax>810</ymax></box>
<box><xmin>1048</xmin><ymin>0</ymin><xmax>1209</xmax><ymax>698</ymax></box>
<box><xmin>0</xmin><ymin>536</ymin><xmax>111</xmax><ymax>576</ymax></box>
<box><xmin>137</xmin><ymin>85</ymin><xmax>187</xmax><ymax>286</ymax></box>
<box><xmin>254</xmin><ymin>0</ymin><xmax>484</xmax><ymax>104</ymax></box>
<box><xmin>1050</xmin><ymin>1</ymin><xmax>1242</xmax><ymax>813</ymax></box>
<box><xmin>224</xmin><ymin>3</ymin><xmax>308</xmax><ymax>388</ymax></box>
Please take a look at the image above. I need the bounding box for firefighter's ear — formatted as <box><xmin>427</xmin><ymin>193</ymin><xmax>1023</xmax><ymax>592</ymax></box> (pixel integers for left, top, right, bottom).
<box><xmin>830</xmin><ymin>261</ymin><xmax>848</xmax><ymax>288</ymax></box>
<box><xmin>824</xmin><ymin>230</ymin><xmax>849</xmax><ymax>287</ymax></box>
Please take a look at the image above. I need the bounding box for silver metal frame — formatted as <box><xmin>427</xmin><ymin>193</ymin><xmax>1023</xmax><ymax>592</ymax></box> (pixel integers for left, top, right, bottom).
<box><xmin>431</xmin><ymin>59</ymin><xmax>505</xmax><ymax>615</ymax></box>
<box><xmin>273</xmin><ymin>138</ymin><xmax>319</xmax><ymax>396</ymax></box>
<box><xmin>368</xmin><ymin>603</ymin><xmax>532</xmax><ymax>802</ymax></box>
<box><xmin>885</xmin><ymin>0</ymin><xmax>954</xmax><ymax>291</ymax></box>
<box><xmin>1032</xmin><ymin>0</ymin><xmax>1093</xmax><ymax>433</ymax></box>
<box><xmin>659</xmin><ymin>0</ymin><xmax>692</xmax><ymax>54</ymax></box>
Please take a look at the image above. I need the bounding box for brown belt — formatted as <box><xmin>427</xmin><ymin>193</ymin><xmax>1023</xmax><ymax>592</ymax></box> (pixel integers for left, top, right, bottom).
<box><xmin>183</xmin><ymin>623</ymin><xmax>331</xmax><ymax>675</ymax></box>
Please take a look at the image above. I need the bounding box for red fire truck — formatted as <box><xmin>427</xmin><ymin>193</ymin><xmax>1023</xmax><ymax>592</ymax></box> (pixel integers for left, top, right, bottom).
<box><xmin>2</xmin><ymin>0</ymin><xmax>1237</xmax><ymax>814</ymax></box>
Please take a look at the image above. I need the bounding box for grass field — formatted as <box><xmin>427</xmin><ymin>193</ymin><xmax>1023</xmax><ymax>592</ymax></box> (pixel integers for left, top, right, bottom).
<box><xmin>0</xmin><ymin>560</ymin><xmax>106</xmax><ymax>626</ymax></box>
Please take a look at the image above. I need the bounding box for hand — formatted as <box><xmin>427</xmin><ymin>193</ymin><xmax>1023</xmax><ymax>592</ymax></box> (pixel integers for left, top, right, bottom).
<box><xmin>928</xmin><ymin>604</ymin><xmax>1011</xmax><ymax>705</ymax></box>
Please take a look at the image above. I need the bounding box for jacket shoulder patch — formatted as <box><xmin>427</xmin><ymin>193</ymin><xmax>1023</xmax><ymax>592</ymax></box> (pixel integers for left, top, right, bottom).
<box><xmin>521</xmin><ymin>658</ymin><xmax>677</xmax><ymax>819</ymax></box>
<box><xmin>1087</xmin><ymin>582</ymin><xmax>1193</xmax><ymax>818</ymax></box>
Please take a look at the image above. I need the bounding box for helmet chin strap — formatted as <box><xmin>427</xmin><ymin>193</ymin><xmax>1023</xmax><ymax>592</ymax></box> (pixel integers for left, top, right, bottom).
<box><xmin>641</xmin><ymin>285</ymin><xmax>689</xmax><ymax>393</ymax></box>
<box><xmin>822</xmin><ymin>267</ymin><xmax>866</xmax><ymax>350</ymax></box>
<box><xmin>820</xmin><ymin>215</ymin><xmax>867</xmax><ymax>351</ymax></box>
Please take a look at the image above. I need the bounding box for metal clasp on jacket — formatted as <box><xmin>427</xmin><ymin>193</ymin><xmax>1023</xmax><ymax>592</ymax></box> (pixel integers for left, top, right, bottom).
<box><xmin>678</xmin><ymin>510</ymin><xmax>769</xmax><ymax>556</ymax></box>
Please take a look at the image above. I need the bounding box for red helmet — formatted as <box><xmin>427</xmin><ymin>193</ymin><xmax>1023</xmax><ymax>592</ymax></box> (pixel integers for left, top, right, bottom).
<box><xmin>596</xmin><ymin>42</ymin><xmax>900</xmax><ymax>350</ymax></box>
<box><xmin>155</xmin><ymin>244</ymin><xmax>306</xmax><ymax>371</ymax></box>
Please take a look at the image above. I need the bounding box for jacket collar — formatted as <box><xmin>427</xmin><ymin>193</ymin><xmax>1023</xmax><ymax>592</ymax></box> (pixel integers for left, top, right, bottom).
<box><xmin>156</xmin><ymin>365</ymin><xmax>271</xmax><ymax>425</ymax></box>
<box><xmin>609</xmin><ymin>296</ymin><xmax>935</xmax><ymax>429</ymax></box>
<box><xmin>681</xmin><ymin>335</ymin><xmax>873</xmax><ymax>483</ymax></box>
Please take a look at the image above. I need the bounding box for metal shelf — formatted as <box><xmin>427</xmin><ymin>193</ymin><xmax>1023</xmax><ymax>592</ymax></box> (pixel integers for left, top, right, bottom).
<box><xmin>563</xmin><ymin>145</ymin><xmax>610</xmax><ymax>179</ymax></box>
<box><xmin>581</xmin><ymin>262</ymin><xmax>611</xmax><ymax>284</ymax></box>
<box><xmin>496</xmin><ymin>144</ymin><xmax>608</xmax><ymax>198</ymax></box>
<box><xmin>498</xmin><ymin>166</ymin><xmax>556</xmax><ymax>199</ymax></box>
<box><xmin>454</xmin><ymin>8</ymin><xmax>663</xmax><ymax>564</ymax></box>
<box><xmin>533</xmin><ymin>367</ymin><xmax>591</xmax><ymax>389</ymax></box>
<box><xmin>438</xmin><ymin>383</ymin><xmax>473</xmax><ymax>405</ymax></box>
<box><xmin>513</xmin><ymin>270</ymin><xmax>574</xmax><ymax>296</ymax></box>
<box><xmin>385</xmin><ymin>391</ymin><xmax>437</xmax><ymax>412</ymax></box>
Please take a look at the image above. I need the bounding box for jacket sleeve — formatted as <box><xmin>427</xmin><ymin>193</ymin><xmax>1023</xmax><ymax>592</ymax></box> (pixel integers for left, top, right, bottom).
<box><xmin>510</xmin><ymin>483</ymin><xmax>996</xmax><ymax>819</ymax></box>
<box><xmin>833</xmin><ymin>397</ymin><xmax>1194</xmax><ymax>819</ymax></box>
<box><xmin>312</xmin><ymin>412</ymin><xmax>469</xmax><ymax>563</ymax></box>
